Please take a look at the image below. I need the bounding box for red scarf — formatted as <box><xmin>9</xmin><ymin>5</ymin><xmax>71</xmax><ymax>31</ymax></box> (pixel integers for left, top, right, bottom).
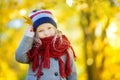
<box><xmin>27</xmin><ymin>35</ymin><xmax>76</xmax><ymax>79</ymax></box>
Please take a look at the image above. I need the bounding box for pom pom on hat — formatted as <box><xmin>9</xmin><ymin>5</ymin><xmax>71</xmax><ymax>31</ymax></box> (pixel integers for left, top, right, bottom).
<box><xmin>29</xmin><ymin>10</ymin><xmax>57</xmax><ymax>31</ymax></box>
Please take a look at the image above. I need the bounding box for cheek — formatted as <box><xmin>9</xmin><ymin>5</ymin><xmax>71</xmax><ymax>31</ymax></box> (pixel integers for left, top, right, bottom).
<box><xmin>50</xmin><ymin>29</ymin><xmax>56</xmax><ymax>35</ymax></box>
<box><xmin>37</xmin><ymin>33</ymin><xmax>44</xmax><ymax>38</ymax></box>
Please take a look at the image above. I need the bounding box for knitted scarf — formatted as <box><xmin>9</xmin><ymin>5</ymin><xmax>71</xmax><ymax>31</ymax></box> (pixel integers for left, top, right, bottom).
<box><xmin>27</xmin><ymin>35</ymin><xmax>76</xmax><ymax>79</ymax></box>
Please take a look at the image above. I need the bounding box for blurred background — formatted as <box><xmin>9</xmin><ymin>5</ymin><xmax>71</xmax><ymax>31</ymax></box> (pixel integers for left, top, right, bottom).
<box><xmin>1</xmin><ymin>0</ymin><xmax>120</xmax><ymax>80</ymax></box>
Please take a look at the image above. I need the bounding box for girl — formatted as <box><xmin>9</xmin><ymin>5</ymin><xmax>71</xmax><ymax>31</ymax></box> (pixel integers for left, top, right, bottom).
<box><xmin>15</xmin><ymin>10</ymin><xmax>77</xmax><ymax>80</ymax></box>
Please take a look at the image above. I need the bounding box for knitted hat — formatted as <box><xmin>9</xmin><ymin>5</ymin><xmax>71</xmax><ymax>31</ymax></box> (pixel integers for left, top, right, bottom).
<box><xmin>29</xmin><ymin>10</ymin><xmax>57</xmax><ymax>31</ymax></box>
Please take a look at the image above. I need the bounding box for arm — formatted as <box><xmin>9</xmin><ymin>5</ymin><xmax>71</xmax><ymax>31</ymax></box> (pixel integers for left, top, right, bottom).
<box><xmin>67</xmin><ymin>48</ymin><xmax>78</xmax><ymax>80</ymax></box>
<box><xmin>15</xmin><ymin>26</ymin><xmax>34</xmax><ymax>63</ymax></box>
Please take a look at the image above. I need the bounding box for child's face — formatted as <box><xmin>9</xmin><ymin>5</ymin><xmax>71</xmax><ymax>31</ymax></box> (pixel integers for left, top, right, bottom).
<box><xmin>36</xmin><ymin>23</ymin><xmax>56</xmax><ymax>38</ymax></box>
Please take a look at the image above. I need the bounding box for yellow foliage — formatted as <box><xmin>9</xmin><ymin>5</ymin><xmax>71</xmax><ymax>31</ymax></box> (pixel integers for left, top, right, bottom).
<box><xmin>0</xmin><ymin>60</ymin><xmax>17</xmax><ymax>80</ymax></box>
<box><xmin>3</xmin><ymin>0</ymin><xmax>120</xmax><ymax>80</ymax></box>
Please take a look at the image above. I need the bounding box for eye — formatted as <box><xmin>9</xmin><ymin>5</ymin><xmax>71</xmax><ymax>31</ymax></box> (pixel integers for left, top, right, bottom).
<box><xmin>48</xmin><ymin>27</ymin><xmax>52</xmax><ymax>29</ymax></box>
<box><xmin>38</xmin><ymin>30</ymin><xmax>44</xmax><ymax>32</ymax></box>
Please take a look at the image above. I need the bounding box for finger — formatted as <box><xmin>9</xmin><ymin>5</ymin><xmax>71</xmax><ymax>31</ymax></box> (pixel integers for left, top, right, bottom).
<box><xmin>29</xmin><ymin>26</ymin><xmax>34</xmax><ymax>32</ymax></box>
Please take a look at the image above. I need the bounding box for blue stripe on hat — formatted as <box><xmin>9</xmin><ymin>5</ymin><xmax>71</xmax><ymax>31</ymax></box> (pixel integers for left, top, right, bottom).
<box><xmin>33</xmin><ymin>17</ymin><xmax>57</xmax><ymax>31</ymax></box>
<box><xmin>32</xmin><ymin>13</ymin><xmax>53</xmax><ymax>22</ymax></box>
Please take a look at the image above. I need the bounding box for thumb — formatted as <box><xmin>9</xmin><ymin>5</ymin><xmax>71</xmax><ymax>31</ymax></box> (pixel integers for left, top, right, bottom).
<box><xmin>27</xmin><ymin>26</ymin><xmax>34</xmax><ymax>32</ymax></box>
<box><xmin>30</xmin><ymin>26</ymin><xmax>34</xmax><ymax>32</ymax></box>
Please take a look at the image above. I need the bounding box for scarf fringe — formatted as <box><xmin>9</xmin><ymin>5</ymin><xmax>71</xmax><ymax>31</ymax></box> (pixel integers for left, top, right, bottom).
<box><xmin>58</xmin><ymin>57</ymin><xmax>66</xmax><ymax>78</ymax></box>
<box><xmin>43</xmin><ymin>43</ymin><xmax>50</xmax><ymax>68</ymax></box>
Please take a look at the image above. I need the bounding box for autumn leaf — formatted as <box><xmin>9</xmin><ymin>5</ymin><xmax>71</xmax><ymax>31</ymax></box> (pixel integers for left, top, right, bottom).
<box><xmin>23</xmin><ymin>16</ymin><xmax>32</xmax><ymax>25</ymax></box>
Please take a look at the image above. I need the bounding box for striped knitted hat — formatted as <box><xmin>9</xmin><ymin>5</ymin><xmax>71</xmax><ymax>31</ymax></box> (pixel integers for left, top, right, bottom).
<box><xmin>29</xmin><ymin>10</ymin><xmax>57</xmax><ymax>31</ymax></box>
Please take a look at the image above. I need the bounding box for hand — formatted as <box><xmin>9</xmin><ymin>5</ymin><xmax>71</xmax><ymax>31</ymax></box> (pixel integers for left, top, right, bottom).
<box><xmin>26</xmin><ymin>26</ymin><xmax>34</xmax><ymax>32</ymax></box>
<box><xmin>25</xmin><ymin>26</ymin><xmax>35</xmax><ymax>37</ymax></box>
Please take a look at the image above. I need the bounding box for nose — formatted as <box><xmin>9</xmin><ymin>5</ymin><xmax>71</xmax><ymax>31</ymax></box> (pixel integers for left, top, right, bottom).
<box><xmin>44</xmin><ymin>30</ymin><xmax>49</xmax><ymax>36</ymax></box>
